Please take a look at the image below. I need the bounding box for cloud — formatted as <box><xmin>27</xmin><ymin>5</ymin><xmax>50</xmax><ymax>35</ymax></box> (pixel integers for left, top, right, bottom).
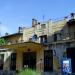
<box><xmin>0</xmin><ymin>25</ymin><xmax>11</xmax><ymax>36</ymax></box>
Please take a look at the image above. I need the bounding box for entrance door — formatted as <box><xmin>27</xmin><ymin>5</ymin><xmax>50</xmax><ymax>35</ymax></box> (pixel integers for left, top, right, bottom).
<box><xmin>23</xmin><ymin>52</ymin><xmax>36</xmax><ymax>69</ymax></box>
<box><xmin>67</xmin><ymin>48</ymin><xmax>75</xmax><ymax>73</ymax></box>
<box><xmin>10</xmin><ymin>53</ymin><xmax>16</xmax><ymax>70</ymax></box>
<box><xmin>0</xmin><ymin>54</ymin><xmax>4</xmax><ymax>70</ymax></box>
<box><xmin>44</xmin><ymin>50</ymin><xmax>53</xmax><ymax>72</ymax></box>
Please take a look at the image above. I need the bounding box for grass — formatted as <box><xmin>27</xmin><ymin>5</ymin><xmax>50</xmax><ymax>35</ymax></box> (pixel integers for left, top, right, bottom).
<box><xmin>18</xmin><ymin>68</ymin><xmax>41</xmax><ymax>75</ymax></box>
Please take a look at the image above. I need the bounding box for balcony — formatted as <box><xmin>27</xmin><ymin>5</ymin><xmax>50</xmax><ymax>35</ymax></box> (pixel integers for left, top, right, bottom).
<box><xmin>60</xmin><ymin>32</ymin><xmax>75</xmax><ymax>41</ymax></box>
<box><xmin>49</xmin><ymin>32</ymin><xmax>75</xmax><ymax>44</ymax></box>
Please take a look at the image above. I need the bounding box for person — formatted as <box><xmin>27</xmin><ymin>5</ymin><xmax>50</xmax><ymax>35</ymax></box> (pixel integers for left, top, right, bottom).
<box><xmin>63</xmin><ymin>63</ymin><xmax>70</xmax><ymax>73</ymax></box>
<box><xmin>36</xmin><ymin>58</ymin><xmax>43</xmax><ymax>72</ymax></box>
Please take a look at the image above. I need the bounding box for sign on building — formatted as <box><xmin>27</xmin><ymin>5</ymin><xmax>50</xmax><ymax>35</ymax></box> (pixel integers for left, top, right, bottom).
<box><xmin>62</xmin><ymin>59</ymin><xmax>72</xmax><ymax>74</ymax></box>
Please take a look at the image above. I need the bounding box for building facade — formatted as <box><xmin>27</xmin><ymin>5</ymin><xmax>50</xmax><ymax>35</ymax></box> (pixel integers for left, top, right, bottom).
<box><xmin>0</xmin><ymin>13</ymin><xmax>75</xmax><ymax>74</ymax></box>
<box><xmin>0</xmin><ymin>27</ymin><xmax>44</xmax><ymax>73</ymax></box>
<box><xmin>23</xmin><ymin>13</ymin><xmax>75</xmax><ymax>74</ymax></box>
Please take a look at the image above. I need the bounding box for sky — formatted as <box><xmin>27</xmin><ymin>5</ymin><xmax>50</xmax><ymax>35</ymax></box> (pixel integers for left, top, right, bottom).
<box><xmin>0</xmin><ymin>0</ymin><xmax>75</xmax><ymax>35</ymax></box>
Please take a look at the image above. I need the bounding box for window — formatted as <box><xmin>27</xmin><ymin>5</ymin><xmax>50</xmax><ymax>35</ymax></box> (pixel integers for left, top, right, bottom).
<box><xmin>41</xmin><ymin>24</ymin><xmax>46</xmax><ymax>29</ymax></box>
<box><xmin>32</xmin><ymin>34</ymin><xmax>37</xmax><ymax>41</ymax></box>
<box><xmin>29</xmin><ymin>38</ymin><xmax>32</xmax><ymax>41</ymax></box>
<box><xmin>54</xmin><ymin>34</ymin><xmax>57</xmax><ymax>42</ymax></box>
<box><xmin>74</xmin><ymin>32</ymin><xmax>75</xmax><ymax>38</ymax></box>
<box><xmin>40</xmin><ymin>35</ymin><xmax>47</xmax><ymax>43</ymax></box>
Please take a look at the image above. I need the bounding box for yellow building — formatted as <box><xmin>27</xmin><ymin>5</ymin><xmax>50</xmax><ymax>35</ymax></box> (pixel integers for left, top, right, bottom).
<box><xmin>0</xmin><ymin>30</ymin><xmax>45</xmax><ymax>72</ymax></box>
<box><xmin>0</xmin><ymin>20</ymin><xmax>53</xmax><ymax>74</ymax></box>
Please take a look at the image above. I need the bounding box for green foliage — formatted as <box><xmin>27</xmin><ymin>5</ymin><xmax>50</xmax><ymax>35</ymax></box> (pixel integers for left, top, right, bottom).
<box><xmin>0</xmin><ymin>38</ymin><xmax>6</xmax><ymax>45</ymax></box>
<box><xmin>18</xmin><ymin>69</ymin><xmax>41</xmax><ymax>75</ymax></box>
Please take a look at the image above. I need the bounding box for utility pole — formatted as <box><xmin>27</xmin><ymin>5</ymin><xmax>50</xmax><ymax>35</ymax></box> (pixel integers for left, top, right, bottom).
<box><xmin>43</xmin><ymin>14</ymin><xmax>45</xmax><ymax>23</ymax></box>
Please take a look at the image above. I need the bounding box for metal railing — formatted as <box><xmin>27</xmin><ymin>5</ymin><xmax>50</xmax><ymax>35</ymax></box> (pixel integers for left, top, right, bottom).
<box><xmin>53</xmin><ymin>32</ymin><xmax>75</xmax><ymax>42</ymax></box>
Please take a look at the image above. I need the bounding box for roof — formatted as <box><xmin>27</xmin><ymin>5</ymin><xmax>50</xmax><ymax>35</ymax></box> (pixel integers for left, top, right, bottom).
<box><xmin>0</xmin><ymin>42</ymin><xmax>44</xmax><ymax>50</ymax></box>
<box><xmin>1</xmin><ymin>33</ymin><xmax>23</xmax><ymax>38</ymax></box>
<box><xmin>67</xmin><ymin>19</ymin><xmax>75</xmax><ymax>25</ymax></box>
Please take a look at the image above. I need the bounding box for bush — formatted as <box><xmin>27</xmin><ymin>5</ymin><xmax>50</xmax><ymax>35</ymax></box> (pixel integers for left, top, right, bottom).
<box><xmin>18</xmin><ymin>68</ymin><xmax>41</xmax><ymax>75</ymax></box>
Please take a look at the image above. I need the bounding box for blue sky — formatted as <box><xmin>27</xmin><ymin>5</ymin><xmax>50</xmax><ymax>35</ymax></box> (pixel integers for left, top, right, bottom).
<box><xmin>0</xmin><ymin>0</ymin><xmax>75</xmax><ymax>35</ymax></box>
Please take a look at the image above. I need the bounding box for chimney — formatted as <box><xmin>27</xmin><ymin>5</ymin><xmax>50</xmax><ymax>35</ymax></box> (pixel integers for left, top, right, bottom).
<box><xmin>32</xmin><ymin>18</ymin><xmax>37</xmax><ymax>27</ymax></box>
<box><xmin>71</xmin><ymin>13</ymin><xmax>75</xmax><ymax>19</ymax></box>
<box><xmin>38</xmin><ymin>22</ymin><xmax>40</xmax><ymax>25</ymax></box>
<box><xmin>5</xmin><ymin>33</ymin><xmax>9</xmax><ymax>36</ymax></box>
<box><xmin>18</xmin><ymin>27</ymin><xmax>23</xmax><ymax>33</ymax></box>
<box><xmin>64</xmin><ymin>16</ymin><xmax>68</xmax><ymax>21</ymax></box>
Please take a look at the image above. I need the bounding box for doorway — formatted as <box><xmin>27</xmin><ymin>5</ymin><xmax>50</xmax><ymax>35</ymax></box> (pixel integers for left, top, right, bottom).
<box><xmin>23</xmin><ymin>52</ymin><xmax>36</xmax><ymax>69</ymax></box>
<box><xmin>66</xmin><ymin>48</ymin><xmax>75</xmax><ymax>73</ymax></box>
<box><xmin>10</xmin><ymin>53</ymin><xmax>16</xmax><ymax>70</ymax></box>
<box><xmin>44</xmin><ymin>50</ymin><xmax>53</xmax><ymax>72</ymax></box>
<box><xmin>0</xmin><ymin>54</ymin><xmax>4</xmax><ymax>70</ymax></box>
